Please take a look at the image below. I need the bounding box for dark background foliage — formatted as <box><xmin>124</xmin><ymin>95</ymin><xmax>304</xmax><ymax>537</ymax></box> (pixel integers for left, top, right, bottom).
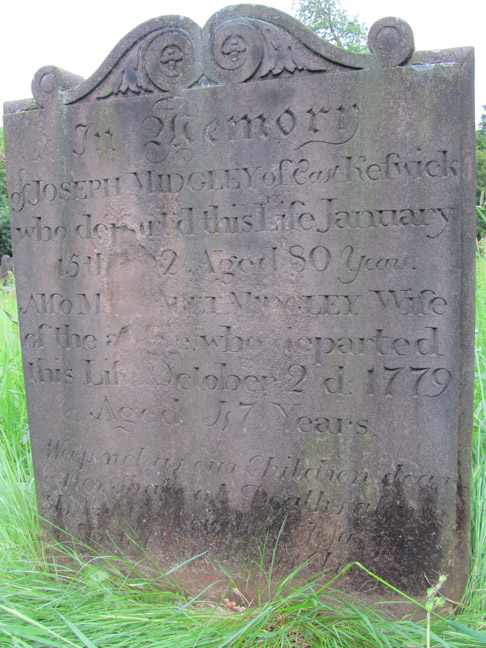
<box><xmin>0</xmin><ymin>128</ymin><xmax>12</xmax><ymax>257</ymax></box>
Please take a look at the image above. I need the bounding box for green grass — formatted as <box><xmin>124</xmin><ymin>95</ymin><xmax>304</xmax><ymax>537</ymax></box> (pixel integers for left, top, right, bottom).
<box><xmin>1</xmin><ymin>253</ymin><xmax>486</xmax><ymax>647</ymax></box>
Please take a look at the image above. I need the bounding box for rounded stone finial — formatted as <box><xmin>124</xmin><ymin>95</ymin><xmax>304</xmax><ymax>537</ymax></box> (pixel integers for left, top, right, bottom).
<box><xmin>368</xmin><ymin>18</ymin><xmax>414</xmax><ymax>67</ymax></box>
<box><xmin>32</xmin><ymin>66</ymin><xmax>84</xmax><ymax>108</ymax></box>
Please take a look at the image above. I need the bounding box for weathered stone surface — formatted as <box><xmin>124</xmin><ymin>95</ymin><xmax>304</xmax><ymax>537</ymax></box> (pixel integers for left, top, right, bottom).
<box><xmin>4</xmin><ymin>7</ymin><xmax>475</xmax><ymax>598</ymax></box>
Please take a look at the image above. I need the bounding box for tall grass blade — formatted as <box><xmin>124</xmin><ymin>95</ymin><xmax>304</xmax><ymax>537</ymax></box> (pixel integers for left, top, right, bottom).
<box><xmin>57</xmin><ymin>614</ymin><xmax>99</xmax><ymax>648</ymax></box>
<box><xmin>446</xmin><ymin>620</ymin><xmax>486</xmax><ymax>643</ymax></box>
<box><xmin>0</xmin><ymin>604</ymin><xmax>79</xmax><ymax>647</ymax></box>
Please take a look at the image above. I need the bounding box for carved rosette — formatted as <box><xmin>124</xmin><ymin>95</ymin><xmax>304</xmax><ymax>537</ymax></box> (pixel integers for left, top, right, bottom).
<box><xmin>27</xmin><ymin>7</ymin><xmax>416</xmax><ymax>107</ymax></box>
<box><xmin>210</xmin><ymin>20</ymin><xmax>264</xmax><ymax>83</ymax></box>
<box><xmin>144</xmin><ymin>28</ymin><xmax>198</xmax><ymax>91</ymax></box>
<box><xmin>91</xmin><ymin>21</ymin><xmax>202</xmax><ymax>100</ymax></box>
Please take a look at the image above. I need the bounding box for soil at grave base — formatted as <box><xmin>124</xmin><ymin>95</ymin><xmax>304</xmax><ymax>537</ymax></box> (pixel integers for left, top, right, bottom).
<box><xmin>37</xmin><ymin>527</ymin><xmax>444</xmax><ymax>619</ymax></box>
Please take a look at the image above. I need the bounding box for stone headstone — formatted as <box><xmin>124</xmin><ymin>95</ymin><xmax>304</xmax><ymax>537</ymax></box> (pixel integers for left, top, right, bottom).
<box><xmin>0</xmin><ymin>254</ymin><xmax>14</xmax><ymax>284</ymax></box>
<box><xmin>4</xmin><ymin>7</ymin><xmax>475</xmax><ymax>598</ymax></box>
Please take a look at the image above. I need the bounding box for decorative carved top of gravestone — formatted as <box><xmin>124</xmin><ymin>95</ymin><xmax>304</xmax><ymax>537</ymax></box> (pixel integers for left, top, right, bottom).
<box><xmin>3</xmin><ymin>6</ymin><xmax>475</xmax><ymax>600</ymax></box>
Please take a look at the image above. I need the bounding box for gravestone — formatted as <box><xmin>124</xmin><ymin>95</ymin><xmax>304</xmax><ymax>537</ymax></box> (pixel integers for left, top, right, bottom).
<box><xmin>4</xmin><ymin>7</ymin><xmax>475</xmax><ymax>598</ymax></box>
<box><xmin>0</xmin><ymin>255</ymin><xmax>14</xmax><ymax>284</ymax></box>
